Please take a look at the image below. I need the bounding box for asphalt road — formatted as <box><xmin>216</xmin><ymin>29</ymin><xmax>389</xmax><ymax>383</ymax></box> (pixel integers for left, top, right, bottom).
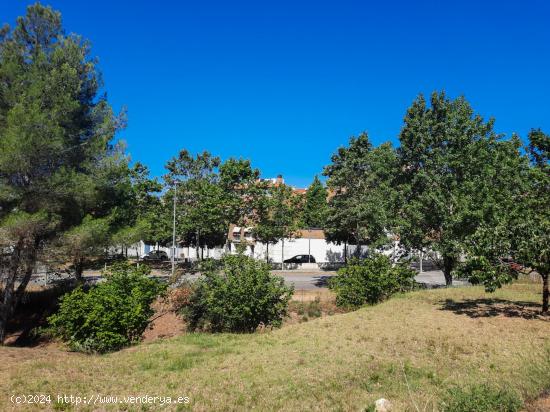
<box><xmin>274</xmin><ymin>269</ymin><xmax>468</xmax><ymax>290</ymax></box>
<box><xmin>29</xmin><ymin>268</ymin><xmax>466</xmax><ymax>290</ymax></box>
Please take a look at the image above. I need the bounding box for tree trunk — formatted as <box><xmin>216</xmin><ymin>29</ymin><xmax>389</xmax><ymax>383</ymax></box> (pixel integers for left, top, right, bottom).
<box><xmin>442</xmin><ymin>254</ymin><xmax>455</xmax><ymax>286</ymax></box>
<box><xmin>0</xmin><ymin>240</ymin><xmax>37</xmax><ymax>344</ymax></box>
<box><xmin>281</xmin><ymin>239</ymin><xmax>284</xmax><ymax>270</ymax></box>
<box><xmin>344</xmin><ymin>241</ymin><xmax>348</xmax><ymax>264</ymax></box>
<box><xmin>266</xmin><ymin>243</ymin><xmax>269</xmax><ymax>263</ymax></box>
<box><xmin>542</xmin><ymin>273</ymin><xmax>549</xmax><ymax>314</ymax></box>
<box><xmin>196</xmin><ymin>230</ymin><xmax>200</xmax><ymax>261</ymax></box>
<box><xmin>74</xmin><ymin>258</ymin><xmax>84</xmax><ymax>283</ymax></box>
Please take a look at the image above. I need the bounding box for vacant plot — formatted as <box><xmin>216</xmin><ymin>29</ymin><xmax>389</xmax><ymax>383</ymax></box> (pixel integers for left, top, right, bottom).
<box><xmin>0</xmin><ymin>283</ymin><xmax>548</xmax><ymax>411</ymax></box>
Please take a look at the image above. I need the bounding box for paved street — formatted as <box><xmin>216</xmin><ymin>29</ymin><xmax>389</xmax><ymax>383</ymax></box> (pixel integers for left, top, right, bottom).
<box><xmin>29</xmin><ymin>267</ymin><xmax>467</xmax><ymax>290</ymax></box>
<box><xmin>274</xmin><ymin>269</ymin><xmax>468</xmax><ymax>290</ymax></box>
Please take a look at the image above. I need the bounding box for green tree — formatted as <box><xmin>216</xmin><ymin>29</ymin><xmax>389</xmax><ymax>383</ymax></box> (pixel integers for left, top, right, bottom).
<box><xmin>112</xmin><ymin>162</ymin><xmax>163</xmax><ymax>255</ymax></box>
<box><xmin>219</xmin><ymin>158</ymin><xmax>262</xmax><ymax>228</ymax></box>
<box><xmin>54</xmin><ymin>216</ymin><xmax>111</xmax><ymax>281</ymax></box>
<box><xmin>0</xmin><ymin>4</ymin><xmax>126</xmax><ymax>342</ymax></box>
<box><xmin>324</xmin><ymin>133</ymin><xmax>397</xmax><ymax>260</ymax></box>
<box><xmin>459</xmin><ymin>129</ymin><xmax>549</xmax><ymax>312</ymax></box>
<box><xmin>395</xmin><ymin>91</ymin><xmax>519</xmax><ymax>285</ymax></box>
<box><xmin>254</xmin><ymin>183</ymin><xmax>303</xmax><ymax>263</ymax></box>
<box><xmin>302</xmin><ymin>175</ymin><xmax>328</xmax><ymax>228</ymax></box>
<box><xmin>165</xmin><ymin>150</ymin><xmax>226</xmax><ymax>258</ymax></box>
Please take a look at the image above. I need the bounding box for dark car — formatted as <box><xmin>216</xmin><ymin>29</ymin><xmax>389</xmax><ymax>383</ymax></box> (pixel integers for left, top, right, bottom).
<box><xmin>142</xmin><ymin>250</ymin><xmax>169</xmax><ymax>261</ymax></box>
<box><xmin>283</xmin><ymin>254</ymin><xmax>316</xmax><ymax>264</ymax></box>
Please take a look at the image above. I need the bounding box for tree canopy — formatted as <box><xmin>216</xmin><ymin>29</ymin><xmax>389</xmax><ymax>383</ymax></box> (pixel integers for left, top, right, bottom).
<box><xmin>324</xmin><ymin>133</ymin><xmax>397</xmax><ymax>252</ymax></box>
<box><xmin>0</xmin><ymin>3</ymin><xmax>127</xmax><ymax>342</ymax></box>
<box><xmin>302</xmin><ymin>176</ymin><xmax>328</xmax><ymax>229</ymax></box>
<box><xmin>394</xmin><ymin>91</ymin><xmax>522</xmax><ymax>285</ymax></box>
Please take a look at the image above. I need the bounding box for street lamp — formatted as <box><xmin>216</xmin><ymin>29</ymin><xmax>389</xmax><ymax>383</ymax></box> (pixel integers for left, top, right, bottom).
<box><xmin>171</xmin><ymin>180</ymin><xmax>177</xmax><ymax>277</ymax></box>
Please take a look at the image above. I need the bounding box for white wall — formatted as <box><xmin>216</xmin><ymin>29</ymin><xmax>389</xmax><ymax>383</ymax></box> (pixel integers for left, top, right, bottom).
<box><xmin>127</xmin><ymin>239</ymin><xmax>373</xmax><ymax>264</ymax></box>
<box><xmin>229</xmin><ymin>238</ymin><xmax>352</xmax><ymax>263</ymax></box>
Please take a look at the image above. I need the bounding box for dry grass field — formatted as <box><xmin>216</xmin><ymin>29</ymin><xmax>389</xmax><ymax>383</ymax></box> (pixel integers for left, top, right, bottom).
<box><xmin>0</xmin><ymin>282</ymin><xmax>549</xmax><ymax>411</ymax></box>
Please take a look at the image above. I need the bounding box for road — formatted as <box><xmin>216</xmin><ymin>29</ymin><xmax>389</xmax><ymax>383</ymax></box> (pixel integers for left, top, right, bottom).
<box><xmin>30</xmin><ymin>268</ymin><xmax>467</xmax><ymax>290</ymax></box>
<box><xmin>274</xmin><ymin>269</ymin><xmax>468</xmax><ymax>290</ymax></box>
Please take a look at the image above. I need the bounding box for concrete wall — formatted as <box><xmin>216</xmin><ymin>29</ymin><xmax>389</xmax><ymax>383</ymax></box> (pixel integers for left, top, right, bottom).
<box><xmin>118</xmin><ymin>239</ymin><xmax>375</xmax><ymax>264</ymax></box>
<box><xmin>227</xmin><ymin>238</ymin><xmax>369</xmax><ymax>263</ymax></box>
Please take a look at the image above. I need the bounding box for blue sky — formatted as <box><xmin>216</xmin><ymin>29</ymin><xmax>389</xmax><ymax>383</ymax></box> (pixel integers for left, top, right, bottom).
<box><xmin>2</xmin><ymin>1</ymin><xmax>549</xmax><ymax>187</ymax></box>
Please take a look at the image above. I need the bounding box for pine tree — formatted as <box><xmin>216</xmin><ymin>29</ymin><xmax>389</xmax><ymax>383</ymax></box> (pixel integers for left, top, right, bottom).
<box><xmin>302</xmin><ymin>176</ymin><xmax>328</xmax><ymax>229</ymax></box>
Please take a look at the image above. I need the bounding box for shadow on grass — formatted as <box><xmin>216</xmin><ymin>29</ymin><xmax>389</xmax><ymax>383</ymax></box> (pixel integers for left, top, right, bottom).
<box><xmin>439</xmin><ymin>298</ymin><xmax>548</xmax><ymax>320</ymax></box>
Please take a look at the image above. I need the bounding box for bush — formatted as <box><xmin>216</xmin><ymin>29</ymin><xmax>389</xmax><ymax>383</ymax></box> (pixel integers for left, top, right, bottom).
<box><xmin>441</xmin><ymin>384</ymin><xmax>522</xmax><ymax>412</ymax></box>
<box><xmin>182</xmin><ymin>254</ymin><xmax>294</xmax><ymax>332</ymax></box>
<box><xmin>48</xmin><ymin>263</ymin><xmax>166</xmax><ymax>353</ymax></box>
<box><xmin>328</xmin><ymin>254</ymin><xmax>416</xmax><ymax>308</ymax></box>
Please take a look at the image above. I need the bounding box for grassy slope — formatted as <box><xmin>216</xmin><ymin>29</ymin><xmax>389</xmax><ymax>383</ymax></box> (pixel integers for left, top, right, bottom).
<box><xmin>1</xmin><ymin>283</ymin><xmax>549</xmax><ymax>411</ymax></box>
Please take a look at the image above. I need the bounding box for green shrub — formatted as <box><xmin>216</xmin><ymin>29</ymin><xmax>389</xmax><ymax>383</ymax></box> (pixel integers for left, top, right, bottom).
<box><xmin>441</xmin><ymin>384</ymin><xmax>522</xmax><ymax>412</ymax></box>
<box><xmin>182</xmin><ymin>254</ymin><xmax>294</xmax><ymax>332</ymax></box>
<box><xmin>48</xmin><ymin>263</ymin><xmax>166</xmax><ymax>353</ymax></box>
<box><xmin>329</xmin><ymin>254</ymin><xmax>416</xmax><ymax>308</ymax></box>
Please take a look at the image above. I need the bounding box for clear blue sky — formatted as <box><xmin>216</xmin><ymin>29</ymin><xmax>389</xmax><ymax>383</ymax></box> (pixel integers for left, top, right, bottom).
<box><xmin>2</xmin><ymin>1</ymin><xmax>549</xmax><ymax>187</ymax></box>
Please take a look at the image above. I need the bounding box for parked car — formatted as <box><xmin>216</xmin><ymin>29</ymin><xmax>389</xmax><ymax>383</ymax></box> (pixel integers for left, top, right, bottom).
<box><xmin>283</xmin><ymin>254</ymin><xmax>316</xmax><ymax>264</ymax></box>
<box><xmin>142</xmin><ymin>250</ymin><xmax>169</xmax><ymax>261</ymax></box>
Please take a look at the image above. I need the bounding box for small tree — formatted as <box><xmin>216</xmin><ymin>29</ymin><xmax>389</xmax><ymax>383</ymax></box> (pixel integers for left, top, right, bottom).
<box><xmin>54</xmin><ymin>216</ymin><xmax>111</xmax><ymax>281</ymax></box>
<box><xmin>164</xmin><ymin>150</ymin><xmax>227</xmax><ymax>259</ymax></box>
<box><xmin>254</xmin><ymin>184</ymin><xmax>303</xmax><ymax>264</ymax></box>
<box><xmin>219</xmin><ymin>158</ymin><xmax>263</xmax><ymax>229</ymax></box>
<box><xmin>182</xmin><ymin>254</ymin><xmax>293</xmax><ymax>332</ymax></box>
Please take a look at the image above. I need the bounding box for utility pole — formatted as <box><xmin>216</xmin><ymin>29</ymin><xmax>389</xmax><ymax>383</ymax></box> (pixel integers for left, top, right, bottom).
<box><xmin>308</xmin><ymin>228</ymin><xmax>311</xmax><ymax>263</ymax></box>
<box><xmin>171</xmin><ymin>181</ymin><xmax>177</xmax><ymax>278</ymax></box>
<box><xmin>281</xmin><ymin>238</ymin><xmax>284</xmax><ymax>271</ymax></box>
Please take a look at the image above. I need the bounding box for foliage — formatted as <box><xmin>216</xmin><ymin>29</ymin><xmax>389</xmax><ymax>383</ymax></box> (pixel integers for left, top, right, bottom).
<box><xmin>302</xmin><ymin>176</ymin><xmax>328</xmax><ymax>228</ymax></box>
<box><xmin>164</xmin><ymin>151</ymin><xmax>264</xmax><ymax>255</ymax></box>
<box><xmin>394</xmin><ymin>91</ymin><xmax>523</xmax><ymax>285</ymax></box>
<box><xmin>323</xmin><ymin>133</ymin><xmax>396</xmax><ymax>250</ymax></box>
<box><xmin>218</xmin><ymin>157</ymin><xmax>262</xmax><ymax>228</ymax></box>
<box><xmin>253</xmin><ymin>183</ymin><xmax>303</xmax><ymax>262</ymax></box>
<box><xmin>459</xmin><ymin>128</ymin><xmax>549</xmax><ymax>312</ymax></box>
<box><xmin>53</xmin><ymin>216</ymin><xmax>111</xmax><ymax>280</ymax></box>
<box><xmin>182</xmin><ymin>254</ymin><xmax>294</xmax><ymax>332</ymax></box>
<box><xmin>441</xmin><ymin>384</ymin><xmax>522</xmax><ymax>412</ymax></box>
<box><xmin>48</xmin><ymin>263</ymin><xmax>165</xmax><ymax>352</ymax></box>
<box><xmin>164</xmin><ymin>150</ymin><xmax>222</xmax><ymax>251</ymax></box>
<box><xmin>329</xmin><ymin>255</ymin><xmax>416</xmax><ymax>308</ymax></box>
<box><xmin>119</xmin><ymin>162</ymin><xmax>164</xmax><ymax>246</ymax></box>
<box><xmin>0</xmin><ymin>3</ymin><xmax>127</xmax><ymax>342</ymax></box>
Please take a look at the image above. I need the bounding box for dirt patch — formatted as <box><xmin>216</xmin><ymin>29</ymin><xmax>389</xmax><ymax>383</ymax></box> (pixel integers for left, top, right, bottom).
<box><xmin>142</xmin><ymin>293</ymin><xmax>187</xmax><ymax>343</ymax></box>
<box><xmin>286</xmin><ymin>290</ymin><xmax>345</xmax><ymax>325</ymax></box>
<box><xmin>524</xmin><ymin>394</ymin><xmax>550</xmax><ymax>412</ymax></box>
<box><xmin>142</xmin><ymin>311</ymin><xmax>185</xmax><ymax>342</ymax></box>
